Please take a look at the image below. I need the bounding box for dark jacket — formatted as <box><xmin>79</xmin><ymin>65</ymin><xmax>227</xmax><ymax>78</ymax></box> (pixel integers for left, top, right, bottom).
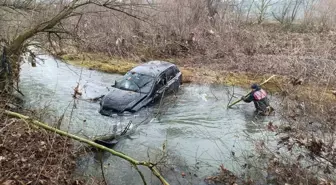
<box><xmin>243</xmin><ymin>88</ymin><xmax>271</xmax><ymax>114</ymax></box>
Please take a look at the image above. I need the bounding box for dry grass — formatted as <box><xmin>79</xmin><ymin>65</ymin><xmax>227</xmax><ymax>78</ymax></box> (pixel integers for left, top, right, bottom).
<box><xmin>61</xmin><ymin>53</ymin><xmax>282</xmax><ymax>88</ymax></box>
<box><xmin>62</xmin><ymin>53</ymin><xmax>195</xmax><ymax>84</ymax></box>
<box><xmin>0</xmin><ymin>93</ymin><xmax>104</xmax><ymax>185</ymax></box>
<box><xmin>1</xmin><ymin>0</ymin><xmax>336</xmax><ymax>184</ymax></box>
<box><xmin>179</xmin><ymin>68</ymin><xmax>193</xmax><ymax>83</ymax></box>
<box><xmin>62</xmin><ymin>53</ymin><xmax>137</xmax><ymax>75</ymax></box>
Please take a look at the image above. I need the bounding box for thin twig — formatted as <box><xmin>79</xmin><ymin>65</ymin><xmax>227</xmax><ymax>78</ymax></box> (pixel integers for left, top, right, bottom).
<box><xmin>209</xmin><ymin>87</ymin><xmax>219</xmax><ymax>100</ymax></box>
<box><xmin>133</xmin><ymin>164</ymin><xmax>147</xmax><ymax>185</ymax></box>
<box><xmin>33</xmin><ymin>128</ymin><xmax>57</xmax><ymax>185</ymax></box>
<box><xmin>99</xmin><ymin>152</ymin><xmax>108</xmax><ymax>185</ymax></box>
<box><xmin>227</xmin><ymin>85</ymin><xmax>235</xmax><ymax>107</ymax></box>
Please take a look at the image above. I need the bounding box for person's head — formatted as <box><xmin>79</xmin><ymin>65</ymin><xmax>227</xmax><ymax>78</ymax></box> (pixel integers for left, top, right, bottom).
<box><xmin>251</xmin><ymin>83</ymin><xmax>260</xmax><ymax>91</ymax></box>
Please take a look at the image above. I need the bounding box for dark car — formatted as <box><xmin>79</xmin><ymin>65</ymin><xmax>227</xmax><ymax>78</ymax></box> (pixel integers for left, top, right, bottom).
<box><xmin>99</xmin><ymin>61</ymin><xmax>182</xmax><ymax>116</ymax></box>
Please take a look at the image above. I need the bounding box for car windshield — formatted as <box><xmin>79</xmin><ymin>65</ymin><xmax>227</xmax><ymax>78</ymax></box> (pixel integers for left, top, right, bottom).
<box><xmin>115</xmin><ymin>71</ymin><xmax>154</xmax><ymax>93</ymax></box>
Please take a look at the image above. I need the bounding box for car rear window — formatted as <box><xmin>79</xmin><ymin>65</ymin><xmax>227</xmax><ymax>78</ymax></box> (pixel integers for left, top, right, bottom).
<box><xmin>166</xmin><ymin>67</ymin><xmax>176</xmax><ymax>81</ymax></box>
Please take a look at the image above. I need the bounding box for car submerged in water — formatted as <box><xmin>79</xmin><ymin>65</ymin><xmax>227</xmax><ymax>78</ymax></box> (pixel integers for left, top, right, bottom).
<box><xmin>99</xmin><ymin>61</ymin><xmax>182</xmax><ymax>116</ymax></box>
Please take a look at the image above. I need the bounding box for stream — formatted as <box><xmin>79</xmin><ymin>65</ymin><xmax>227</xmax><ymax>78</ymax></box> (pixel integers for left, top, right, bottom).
<box><xmin>19</xmin><ymin>55</ymin><xmax>281</xmax><ymax>185</ymax></box>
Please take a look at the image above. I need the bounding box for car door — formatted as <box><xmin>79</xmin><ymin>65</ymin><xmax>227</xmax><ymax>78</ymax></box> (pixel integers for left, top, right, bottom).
<box><xmin>153</xmin><ymin>73</ymin><xmax>168</xmax><ymax>101</ymax></box>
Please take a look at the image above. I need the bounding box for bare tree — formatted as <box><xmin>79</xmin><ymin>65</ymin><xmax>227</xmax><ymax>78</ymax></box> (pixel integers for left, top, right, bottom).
<box><xmin>206</xmin><ymin>0</ymin><xmax>220</xmax><ymax>25</ymax></box>
<box><xmin>246</xmin><ymin>0</ymin><xmax>256</xmax><ymax>22</ymax></box>
<box><xmin>314</xmin><ymin>0</ymin><xmax>336</xmax><ymax>30</ymax></box>
<box><xmin>0</xmin><ymin>0</ymin><xmax>152</xmax><ymax>94</ymax></box>
<box><xmin>207</xmin><ymin>0</ymin><xmax>219</xmax><ymax>18</ymax></box>
<box><xmin>302</xmin><ymin>0</ymin><xmax>317</xmax><ymax>22</ymax></box>
<box><xmin>272</xmin><ymin>0</ymin><xmax>303</xmax><ymax>25</ymax></box>
<box><xmin>254</xmin><ymin>0</ymin><xmax>273</xmax><ymax>24</ymax></box>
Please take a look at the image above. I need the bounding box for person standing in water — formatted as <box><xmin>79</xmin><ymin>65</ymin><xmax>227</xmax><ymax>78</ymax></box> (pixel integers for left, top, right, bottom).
<box><xmin>241</xmin><ymin>84</ymin><xmax>274</xmax><ymax>116</ymax></box>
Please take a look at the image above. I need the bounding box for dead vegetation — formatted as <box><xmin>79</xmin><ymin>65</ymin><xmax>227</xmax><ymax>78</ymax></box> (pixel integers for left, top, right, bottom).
<box><xmin>0</xmin><ymin>94</ymin><xmax>76</xmax><ymax>184</ymax></box>
<box><xmin>0</xmin><ymin>93</ymin><xmax>106</xmax><ymax>185</ymax></box>
<box><xmin>0</xmin><ymin>115</ymin><xmax>80</xmax><ymax>185</ymax></box>
<box><xmin>1</xmin><ymin>0</ymin><xmax>336</xmax><ymax>184</ymax></box>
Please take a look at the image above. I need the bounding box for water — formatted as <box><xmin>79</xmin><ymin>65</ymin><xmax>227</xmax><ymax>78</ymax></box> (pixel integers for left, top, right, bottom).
<box><xmin>19</xmin><ymin>55</ymin><xmax>280</xmax><ymax>184</ymax></box>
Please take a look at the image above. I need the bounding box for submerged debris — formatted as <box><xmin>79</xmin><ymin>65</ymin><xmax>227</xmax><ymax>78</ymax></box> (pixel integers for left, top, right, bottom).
<box><xmin>73</xmin><ymin>83</ymin><xmax>82</xmax><ymax>99</ymax></box>
<box><xmin>204</xmin><ymin>164</ymin><xmax>241</xmax><ymax>185</ymax></box>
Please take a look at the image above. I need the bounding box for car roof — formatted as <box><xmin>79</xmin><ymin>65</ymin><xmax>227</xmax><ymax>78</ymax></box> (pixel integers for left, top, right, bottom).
<box><xmin>130</xmin><ymin>61</ymin><xmax>176</xmax><ymax>77</ymax></box>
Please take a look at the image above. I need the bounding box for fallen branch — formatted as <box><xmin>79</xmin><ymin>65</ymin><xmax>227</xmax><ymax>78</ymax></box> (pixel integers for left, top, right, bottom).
<box><xmin>4</xmin><ymin>110</ymin><xmax>170</xmax><ymax>185</ymax></box>
<box><xmin>227</xmin><ymin>75</ymin><xmax>276</xmax><ymax>108</ymax></box>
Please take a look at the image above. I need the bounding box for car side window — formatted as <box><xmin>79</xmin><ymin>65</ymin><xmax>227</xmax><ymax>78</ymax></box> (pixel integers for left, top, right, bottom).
<box><xmin>156</xmin><ymin>74</ymin><xmax>167</xmax><ymax>90</ymax></box>
<box><xmin>174</xmin><ymin>67</ymin><xmax>180</xmax><ymax>74</ymax></box>
<box><xmin>166</xmin><ymin>67</ymin><xmax>176</xmax><ymax>81</ymax></box>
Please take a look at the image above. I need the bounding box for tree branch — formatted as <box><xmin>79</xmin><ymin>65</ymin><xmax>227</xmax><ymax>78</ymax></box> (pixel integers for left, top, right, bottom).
<box><xmin>7</xmin><ymin>0</ymin><xmax>80</xmax><ymax>54</ymax></box>
<box><xmin>0</xmin><ymin>0</ymin><xmax>40</xmax><ymax>13</ymax></box>
<box><xmin>4</xmin><ymin>110</ymin><xmax>170</xmax><ymax>185</ymax></box>
<box><xmin>90</xmin><ymin>1</ymin><xmax>147</xmax><ymax>22</ymax></box>
<box><xmin>99</xmin><ymin>152</ymin><xmax>109</xmax><ymax>185</ymax></box>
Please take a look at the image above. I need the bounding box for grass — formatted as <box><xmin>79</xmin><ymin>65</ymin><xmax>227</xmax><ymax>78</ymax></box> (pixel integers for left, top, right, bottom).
<box><xmin>62</xmin><ymin>53</ymin><xmax>137</xmax><ymax>75</ymax></box>
<box><xmin>218</xmin><ymin>72</ymin><xmax>286</xmax><ymax>94</ymax></box>
<box><xmin>61</xmin><ymin>53</ymin><xmax>195</xmax><ymax>84</ymax></box>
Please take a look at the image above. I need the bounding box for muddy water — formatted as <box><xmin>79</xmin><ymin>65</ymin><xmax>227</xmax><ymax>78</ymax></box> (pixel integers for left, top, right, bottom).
<box><xmin>19</xmin><ymin>55</ymin><xmax>280</xmax><ymax>185</ymax></box>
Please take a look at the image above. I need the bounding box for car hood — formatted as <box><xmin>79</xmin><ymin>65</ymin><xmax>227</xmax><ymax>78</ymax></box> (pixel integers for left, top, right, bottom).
<box><xmin>100</xmin><ymin>88</ymin><xmax>147</xmax><ymax>112</ymax></box>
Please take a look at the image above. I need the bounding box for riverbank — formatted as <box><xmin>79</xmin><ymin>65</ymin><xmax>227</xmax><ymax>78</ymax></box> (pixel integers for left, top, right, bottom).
<box><xmin>61</xmin><ymin>52</ymin><xmax>285</xmax><ymax>91</ymax></box>
<box><xmin>61</xmin><ymin>52</ymin><xmax>335</xmax><ymax>103</ymax></box>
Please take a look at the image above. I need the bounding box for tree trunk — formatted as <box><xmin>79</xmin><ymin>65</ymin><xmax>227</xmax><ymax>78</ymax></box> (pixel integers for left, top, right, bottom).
<box><xmin>0</xmin><ymin>46</ymin><xmax>16</xmax><ymax>95</ymax></box>
<box><xmin>0</xmin><ymin>46</ymin><xmax>23</xmax><ymax>95</ymax></box>
<box><xmin>0</xmin><ymin>1</ymin><xmax>79</xmax><ymax>95</ymax></box>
